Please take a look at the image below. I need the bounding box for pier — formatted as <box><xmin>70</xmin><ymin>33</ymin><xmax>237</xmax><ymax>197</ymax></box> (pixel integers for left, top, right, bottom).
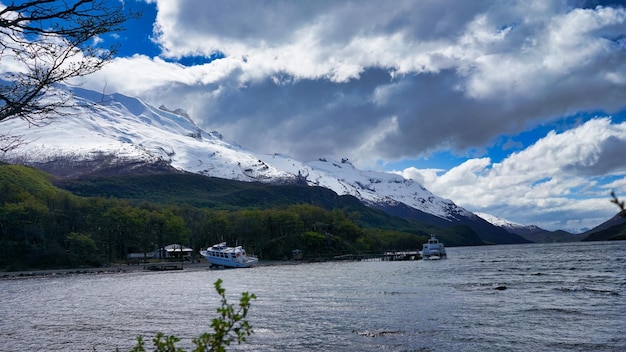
<box><xmin>303</xmin><ymin>250</ymin><xmax>421</xmax><ymax>263</ymax></box>
<box><xmin>381</xmin><ymin>250</ymin><xmax>421</xmax><ymax>261</ymax></box>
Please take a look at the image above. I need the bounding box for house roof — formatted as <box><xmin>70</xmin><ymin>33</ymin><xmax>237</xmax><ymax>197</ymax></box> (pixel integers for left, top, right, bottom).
<box><xmin>162</xmin><ymin>244</ymin><xmax>193</xmax><ymax>252</ymax></box>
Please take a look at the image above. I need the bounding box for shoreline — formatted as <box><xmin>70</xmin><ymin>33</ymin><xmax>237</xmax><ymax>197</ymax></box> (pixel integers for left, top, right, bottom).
<box><xmin>0</xmin><ymin>259</ymin><xmax>302</xmax><ymax>280</ymax></box>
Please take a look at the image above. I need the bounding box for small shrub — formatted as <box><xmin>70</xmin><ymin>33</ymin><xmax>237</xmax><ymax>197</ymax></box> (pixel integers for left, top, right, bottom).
<box><xmin>124</xmin><ymin>279</ymin><xmax>256</xmax><ymax>352</ymax></box>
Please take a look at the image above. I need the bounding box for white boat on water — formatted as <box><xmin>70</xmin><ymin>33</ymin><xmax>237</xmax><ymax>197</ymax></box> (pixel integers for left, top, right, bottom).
<box><xmin>200</xmin><ymin>242</ymin><xmax>258</xmax><ymax>268</ymax></box>
<box><xmin>422</xmin><ymin>235</ymin><xmax>447</xmax><ymax>260</ymax></box>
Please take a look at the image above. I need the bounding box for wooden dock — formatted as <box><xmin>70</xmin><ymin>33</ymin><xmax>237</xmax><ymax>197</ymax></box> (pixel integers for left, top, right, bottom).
<box><xmin>381</xmin><ymin>250</ymin><xmax>421</xmax><ymax>261</ymax></box>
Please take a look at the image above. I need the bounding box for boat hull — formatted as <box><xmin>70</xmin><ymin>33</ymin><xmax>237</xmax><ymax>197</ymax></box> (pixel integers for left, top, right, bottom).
<box><xmin>423</xmin><ymin>254</ymin><xmax>443</xmax><ymax>260</ymax></box>
<box><xmin>204</xmin><ymin>255</ymin><xmax>258</xmax><ymax>268</ymax></box>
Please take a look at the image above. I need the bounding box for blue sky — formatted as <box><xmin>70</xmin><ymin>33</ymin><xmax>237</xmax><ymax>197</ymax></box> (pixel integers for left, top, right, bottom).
<box><xmin>115</xmin><ymin>2</ymin><xmax>159</xmax><ymax>57</ymax></box>
<box><xmin>77</xmin><ymin>0</ymin><xmax>626</xmax><ymax>232</ymax></box>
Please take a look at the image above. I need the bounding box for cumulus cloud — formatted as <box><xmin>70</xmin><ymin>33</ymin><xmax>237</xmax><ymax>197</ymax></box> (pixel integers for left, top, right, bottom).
<box><xmin>74</xmin><ymin>0</ymin><xmax>626</xmax><ymax>230</ymax></box>
<box><xmin>398</xmin><ymin>118</ymin><xmax>626</xmax><ymax>231</ymax></box>
<box><xmin>78</xmin><ymin>0</ymin><xmax>626</xmax><ymax>166</ymax></box>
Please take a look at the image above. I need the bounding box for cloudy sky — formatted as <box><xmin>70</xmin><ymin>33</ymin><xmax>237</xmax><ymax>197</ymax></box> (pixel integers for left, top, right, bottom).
<box><xmin>73</xmin><ymin>0</ymin><xmax>626</xmax><ymax>232</ymax></box>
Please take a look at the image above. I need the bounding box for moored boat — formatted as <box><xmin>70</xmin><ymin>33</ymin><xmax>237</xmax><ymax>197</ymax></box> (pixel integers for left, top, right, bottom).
<box><xmin>422</xmin><ymin>235</ymin><xmax>447</xmax><ymax>260</ymax></box>
<box><xmin>200</xmin><ymin>242</ymin><xmax>258</xmax><ymax>268</ymax></box>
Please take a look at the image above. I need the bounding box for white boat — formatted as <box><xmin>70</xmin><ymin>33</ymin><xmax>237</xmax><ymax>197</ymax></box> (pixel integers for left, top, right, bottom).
<box><xmin>422</xmin><ymin>235</ymin><xmax>447</xmax><ymax>260</ymax></box>
<box><xmin>200</xmin><ymin>242</ymin><xmax>258</xmax><ymax>268</ymax></box>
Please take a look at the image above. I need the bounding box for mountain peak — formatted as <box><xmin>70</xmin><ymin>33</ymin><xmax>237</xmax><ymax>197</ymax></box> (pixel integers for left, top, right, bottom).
<box><xmin>0</xmin><ymin>85</ymin><xmax>508</xmax><ymax>234</ymax></box>
<box><xmin>476</xmin><ymin>212</ymin><xmax>543</xmax><ymax>233</ymax></box>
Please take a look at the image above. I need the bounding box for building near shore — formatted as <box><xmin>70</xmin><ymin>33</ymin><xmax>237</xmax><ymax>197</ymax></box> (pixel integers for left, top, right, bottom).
<box><xmin>127</xmin><ymin>244</ymin><xmax>193</xmax><ymax>262</ymax></box>
<box><xmin>153</xmin><ymin>244</ymin><xmax>193</xmax><ymax>260</ymax></box>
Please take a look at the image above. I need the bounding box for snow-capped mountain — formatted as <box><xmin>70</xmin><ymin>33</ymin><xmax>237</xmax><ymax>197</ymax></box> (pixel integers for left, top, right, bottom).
<box><xmin>475</xmin><ymin>212</ymin><xmax>586</xmax><ymax>242</ymax></box>
<box><xmin>3</xmin><ymin>87</ymin><xmax>293</xmax><ymax>182</ymax></box>
<box><xmin>261</xmin><ymin>155</ymin><xmax>474</xmax><ymax>221</ymax></box>
<box><xmin>475</xmin><ymin>212</ymin><xmax>543</xmax><ymax>235</ymax></box>
<box><xmin>1</xmin><ymin>86</ymin><xmax>536</xmax><ymax>245</ymax></box>
<box><xmin>1</xmin><ymin>86</ymin><xmax>533</xmax><ymax>244</ymax></box>
<box><xmin>1</xmin><ymin>85</ymin><xmax>476</xmax><ymax>223</ymax></box>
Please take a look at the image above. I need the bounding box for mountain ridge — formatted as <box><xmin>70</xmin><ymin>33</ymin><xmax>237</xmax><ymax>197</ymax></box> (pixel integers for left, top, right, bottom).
<box><xmin>0</xmin><ymin>85</ymin><xmax>527</xmax><ymax>244</ymax></box>
<box><xmin>475</xmin><ymin>212</ymin><xmax>590</xmax><ymax>243</ymax></box>
<box><xmin>580</xmin><ymin>214</ymin><xmax>626</xmax><ymax>241</ymax></box>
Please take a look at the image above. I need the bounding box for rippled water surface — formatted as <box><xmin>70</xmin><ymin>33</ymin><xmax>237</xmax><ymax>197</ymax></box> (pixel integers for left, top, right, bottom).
<box><xmin>1</xmin><ymin>241</ymin><xmax>624</xmax><ymax>351</ymax></box>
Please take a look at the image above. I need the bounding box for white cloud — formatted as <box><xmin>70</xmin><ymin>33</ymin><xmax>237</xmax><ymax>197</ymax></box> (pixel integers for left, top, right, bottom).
<box><xmin>149</xmin><ymin>1</ymin><xmax>483</xmax><ymax>81</ymax></box>
<box><xmin>396</xmin><ymin>167</ymin><xmax>442</xmax><ymax>188</ymax></box>
<box><xmin>77</xmin><ymin>1</ymin><xmax>626</xmax><ymax>165</ymax></box>
<box><xmin>400</xmin><ymin>118</ymin><xmax>626</xmax><ymax>231</ymax></box>
<box><xmin>350</xmin><ymin>115</ymin><xmax>400</xmax><ymax>166</ymax></box>
<box><xmin>76</xmin><ymin>54</ymin><xmax>244</xmax><ymax>94</ymax></box>
<box><xmin>464</xmin><ymin>5</ymin><xmax>626</xmax><ymax>101</ymax></box>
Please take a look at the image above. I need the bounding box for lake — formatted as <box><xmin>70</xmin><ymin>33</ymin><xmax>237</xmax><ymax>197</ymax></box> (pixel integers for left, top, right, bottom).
<box><xmin>0</xmin><ymin>241</ymin><xmax>624</xmax><ymax>351</ymax></box>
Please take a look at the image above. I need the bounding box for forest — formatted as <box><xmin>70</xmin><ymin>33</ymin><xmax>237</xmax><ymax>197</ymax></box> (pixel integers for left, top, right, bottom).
<box><xmin>0</xmin><ymin>163</ymin><xmax>435</xmax><ymax>271</ymax></box>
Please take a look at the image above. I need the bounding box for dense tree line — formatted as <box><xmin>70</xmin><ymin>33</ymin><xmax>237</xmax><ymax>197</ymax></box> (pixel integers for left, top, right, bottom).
<box><xmin>0</xmin><ymin>166</ymin><xmax>426</xmax><ymax>270</ymax></box>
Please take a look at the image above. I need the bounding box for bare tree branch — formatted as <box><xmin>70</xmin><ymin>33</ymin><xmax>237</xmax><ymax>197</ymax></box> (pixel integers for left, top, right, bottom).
<box><xmin>0</xmin><ymin>0</ymin><xmax>137</xmax><ymax>124</ymax></box>
<box><xmin>0</xmin><ymin>131</ymin><xmax>27</xmax><ymax>153</ymax></box>
<box><xmin>610</xmin><ymin>191</ymin><xmax>626</xmax><ymax>218</ymax></box>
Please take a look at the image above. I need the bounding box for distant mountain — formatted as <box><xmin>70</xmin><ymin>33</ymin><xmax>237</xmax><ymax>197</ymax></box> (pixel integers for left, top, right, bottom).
<box><xmin>581</xmin><ymin>213</ymin><xmax>626</xmax><ymax>241</ymax></box>
<box><xmin>475</xmin><ymin>212</ymin><xmax>542</xmax><ymax>235</ymax></box>
<box><xmin>0</xmin><ymin>85</ymin><xmax>528</xmax><ymax>245</ymax></box>
<box><xmin>475</xmin><ymin>212</ymin><xmax>585</xmax><ymax>243</ymax></box>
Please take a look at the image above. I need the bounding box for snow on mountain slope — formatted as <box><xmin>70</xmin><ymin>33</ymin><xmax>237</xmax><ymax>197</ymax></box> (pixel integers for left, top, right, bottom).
<box><xmin>262</xmin><ymin>154</ymin><xmax>472</xmax><ymax>220</ymax></box>
<box><xmin>475</xmin><ymin>212</ymin><xmax>542</xmax><ymax>234</ymax></box>
<box><xmin>1</xmin><ymin>86</ymin><xmax>471</xmax><ymax>221</ymax></box>
<box><xmin>2</xmin><ymin>87</ymin><xmax>292</xmax><ymax>182</ymax></box>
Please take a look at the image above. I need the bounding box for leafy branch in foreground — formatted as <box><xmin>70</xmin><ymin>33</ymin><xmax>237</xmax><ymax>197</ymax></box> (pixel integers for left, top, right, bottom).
<box><xmin>192</xmin><ymin>279</ymin><xmax>256</xmax><ymax>351</ymax></box>
<box><xmin>125</xmin><ymin>279</ymin><xmax>256</xmax><ymax>352</ymax></box>
<box><xmin>610</xmin><ymin>191</ymin><xmax>625</xmax><ymax>218</ymax></box>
